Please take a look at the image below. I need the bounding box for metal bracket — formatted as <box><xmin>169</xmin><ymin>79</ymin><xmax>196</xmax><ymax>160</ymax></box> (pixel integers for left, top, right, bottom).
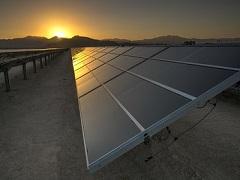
<box><xmin>144</xmin><ymin>133</ymin><xmax>151</xmax><ymax>145</ymax></box>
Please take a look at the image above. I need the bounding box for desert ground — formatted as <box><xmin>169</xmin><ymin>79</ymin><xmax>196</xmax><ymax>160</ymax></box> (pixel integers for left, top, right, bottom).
<box><xmin>0</xmin><ymin>52</ymin><xmax>239</xmax><ymax>180</ymax></box>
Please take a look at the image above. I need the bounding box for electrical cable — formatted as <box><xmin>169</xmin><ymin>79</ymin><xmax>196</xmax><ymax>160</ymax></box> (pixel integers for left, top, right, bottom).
<box><xmin>145</xmin><ymin>98</ymin><xmax>217</xmax><ymax>162</ymax></box>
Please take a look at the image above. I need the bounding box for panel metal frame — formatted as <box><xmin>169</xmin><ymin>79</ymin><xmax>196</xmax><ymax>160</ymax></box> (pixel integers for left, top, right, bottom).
<box><xmin>152</xmin><ymin>58</ymin><xmax>240</xmax><ymax>71</ymax></box>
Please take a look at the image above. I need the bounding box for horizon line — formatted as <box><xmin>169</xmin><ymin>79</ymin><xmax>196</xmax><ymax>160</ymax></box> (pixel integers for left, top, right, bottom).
<box><xmin>0</xmin><ymin>35</ymin><xmax>240</xmax><ymax>41</ymax></box>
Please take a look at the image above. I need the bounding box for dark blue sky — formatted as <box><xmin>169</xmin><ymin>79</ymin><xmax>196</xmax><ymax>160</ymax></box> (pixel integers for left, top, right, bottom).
<box><xmin>0</xmin><ymin>0</ymin><xmax>239</xmax><ymax>39</ymax></box>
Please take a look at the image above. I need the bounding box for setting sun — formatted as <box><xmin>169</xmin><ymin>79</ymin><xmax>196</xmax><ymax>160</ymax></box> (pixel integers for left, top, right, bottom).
<box><xmin>47</xmin><ymin>26</ymin><xmax>72</xmax><ymax>38</ymax></box>
<box><xmin>54</xmin><ymin>31</ymin><xmax>65</xmax><ymax>38</ymax></box>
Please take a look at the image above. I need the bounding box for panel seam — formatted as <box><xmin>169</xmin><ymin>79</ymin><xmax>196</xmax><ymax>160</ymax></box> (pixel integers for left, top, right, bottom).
<box><xmin>84</xmin><ymin>62</ymin><xmax>145</xmax><ymax>132</ymax></box>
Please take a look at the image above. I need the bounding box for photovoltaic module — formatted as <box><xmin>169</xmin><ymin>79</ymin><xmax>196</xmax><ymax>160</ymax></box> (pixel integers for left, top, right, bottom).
<box><xmin>72</xmin><ymin>46</ymin><xmax>240</xmax><ymax>171</ymax></box>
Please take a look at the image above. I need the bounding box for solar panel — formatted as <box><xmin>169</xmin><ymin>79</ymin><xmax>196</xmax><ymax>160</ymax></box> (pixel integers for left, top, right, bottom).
<box><xmin>109</xmin><ymin>56</ymin><xmax>144</xmax><ymax>70</ymax></box>
<box><xmin>73</xmin><ymin>53</ymin><xmax>89</xmax><ymax>62</ymax></box>
<box><xmin>73</xmin><ymin>53</ymin><xmax>87</xmax><ymax>60</ymax></box>
<box><xmin>74</xmin><ymin>66</ymin><xmax>89</xmax><ymax>79</ymax></box>
<box><xmin>92</xmin><ymin>64</ymin><xmax>122</xmax><ymax>84</ymax></box>
<box><xmin>80</xmin><ymin>87</ymin><xmax>141</xmax><ymax>165</ymax></box>
<box><xmin>186</xmin><ymin>47</ymin><xmax>240</xmax><ymax>69</ymax></box>
<box><xmin>153</xmin><ymin>47</ymin><xmax>240</xmax><ymax>70</ymax></box>
<box><xmin>94</xmin><ymin>47</ymin><xmax>107</xmax><ymax>52</ymax></box>
<box><xmin>73</xmin><ymin>56</ymin><xmax>92</xmax><ymax>65</ymax></box>
<box><xmin>72</xmin><ymin>46</ymin><xmax>240</xmax><ymax>171</ymax></box>
<box><xmin>124</xmin><ymin>46</ymin><xmax>166</xmax><ymax>58</ymax></box>
<box><xmin>85</xmin><ymin>51</ymin><xmax>100</xmax><ymax>57</ymax></box>
<box><xmin>87</xmin><ymin>60</ymin><xmax>104</xmax><ymax>71</ymax></box>
<box><xmin>83</xmin><ymin>47</ymin><xmax>96</xmax><ymax>53</ymax></box>
<box><xmin>130</xmin><ymin>60</ymin><xmax>236</xmax><ymax>96</ymax></box>
<box><xmin>102</xmin><ymin>47</ymin><xmax>117</xmax><ymax>53</ymax></box>
<box><xmin>153</xmin><ymin>47</ymin><xmax>200</xmax><ymax>60</ymax></box>
<box><xmin>76</xmin><ymin>73</ymin><xmax>100</xmax><ymax>97</ymax></box>
<box><xmin>73</xmin><ymin>57</ymin><xmax>95</xmax><ymax>70</ymax></box>
<box><xmin>105</xmin><ymin>73</ymin><xmax>190</xmax><ymax>128</ymax></box>
<box><xmin>92</xmin><ymin>52</ymin><xmax>106</xmax><ymax>59</ymax></box>
<box><xmin>110</xmin><ymin>47</ymin><xmax>133</xmax><ymax>55</ymax></box>
<box><xmin>98</xmin><ymin>53</ymin><xmax>119</xmax><ymax>63</ymax></box>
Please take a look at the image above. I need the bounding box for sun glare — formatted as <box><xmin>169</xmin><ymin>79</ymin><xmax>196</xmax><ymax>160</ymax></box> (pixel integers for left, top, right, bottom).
<box><xmin>54</xmin><ymin>31</ymin><xmax>65</xmax><ymax>38</ymax></box>
<box><xmin>48</xmin><ymin>27</ymin><xmax>71</xmax><ymax>38</ymax></box>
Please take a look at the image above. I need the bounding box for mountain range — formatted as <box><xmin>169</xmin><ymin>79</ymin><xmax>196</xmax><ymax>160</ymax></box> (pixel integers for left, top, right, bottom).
<box><xmin>0</xmin><ymin>35</ymin><xmax>239</xmax><ymax>49</ymax></box>
<box><xmin>105</xmin><ymin>35</ymin><xmax>240</xmax><ymax>45</ymax></box>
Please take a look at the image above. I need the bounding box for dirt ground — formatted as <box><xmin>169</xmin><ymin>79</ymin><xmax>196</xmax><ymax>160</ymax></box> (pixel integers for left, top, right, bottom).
<box><xmin>0</xmin><ymin>51</ymin><xmax>239</xmax><ymax>180</ymax></box>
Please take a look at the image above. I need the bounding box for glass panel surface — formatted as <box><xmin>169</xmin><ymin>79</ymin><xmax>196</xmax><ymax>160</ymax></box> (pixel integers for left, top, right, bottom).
<box><xmin>83</xmin><ymin>57</ymin><xmax>96</xmax><ymax>64</ymax></box>
<box><xmin>92</xmin><ymin>47</ymin><xmax>102</xmax><ymax>51</ymax></box>
<box><xmin>131</xmin><ymin>60</ymin><xmax>236</xmax><ymax>96</ymax></box>
<box><xmin>153</xmin><ymin>47</ymin><xmax>200</xmax><ymax>60</ymax></box>
<box><xmin>76</xmin><ymin>73</ymin><xmax>100</xmax><ymax>97</ymax></box>
<box><xmin>95</xmin><ymin>47</ymin><xmax>106</xmax><ymax>52</ymax></box>
<box><xmin>186</xmin><ymin>47</ymin><xmax>240</xmax><ymax>68</ymax></box>
<box><xmin>73</xmin><ymin>57</ymin><xmax>94</xmax><ymax>70</ymax></box>
<box><xmin>106</xmin><ymin>73</ymin><xmax>190</xmax><ymax>128</ymax></box>
<box><xmin>73</xmin><ymin>53</ymin><xmax>87</xmax><ymax>61</ymax></box>
<box><xmin>110</xmin><ymin>47</ymin><xmax>133</xmax><ymax>55</ymax></box>
<box><xmin>73</xmin><ymin>55</ymin><xmax>90</xmax><ymax>63</ymax></box>
<box><xmin>80</xmin><ymin>87</ymin><xmax>140</xmax><ymax>164</ymax></box>
<box><xmin>73</xmin><ymin>56</ymin><xmax>92</xmax><ymax>65</ymax></box>
<box><xmin>87</xmin><ymin>60</ymin><xmax>104</xmax><ymax>71</ymax></box>
<box><xmin>102</xmin><ymin>47</ymin><xmax>117</xmax><ymax>53</ymax></box>
<box><xmin>85</xmin><ymin>47</ymin><xmax>96</xmax><ymax>52</ymax></box>
<box><xmin>98</xmin><ymin>54</ymin><xmax>119</xmax><ymax>63</ymax></box>
<box><xmin>74</xmin><ymin>66</ymin><xmax>90</xmax><ymax>79</ymax></box>
<box><xmin>92</xmin><ymin>52</ymin><xmax>106</xmax><ymax>59</ymax></box>
<box><xmin>87</xmin><ymin>51</ymin><xmax>99</xmax><ymax>56</ymax></box>
<box><xmin>154</xmin><ymin>47</ymin><xmax>240</xmax><ymax>68</ymax></box>
<box><xmin>124</xmin><ymin>47</ymin><xmax>166</xmax><ymax>58</ymax></box>
<box><xmin>109</xmin><ymin>55</ymin><xmax>143</xmax><ymax>70</ymax></box>
<box><xmin>92</xmin><ymin>64</ymin><xmax>122</xmax><ymax>83</ymax></box>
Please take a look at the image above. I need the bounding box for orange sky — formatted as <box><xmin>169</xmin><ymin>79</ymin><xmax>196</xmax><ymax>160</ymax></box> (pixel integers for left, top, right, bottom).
<box><xmin>0</xmin><ymin>0</ymin><xmax>239</xmax><ymax>40</ymax></box>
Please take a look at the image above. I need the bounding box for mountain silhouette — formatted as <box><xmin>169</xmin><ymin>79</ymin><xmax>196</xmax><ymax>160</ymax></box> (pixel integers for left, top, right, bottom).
<box><xmin>0</xmin><ymin>35</ymin><xmax>239</xmax><ymax>49</ymax></box>
<box><xmin>0</xmin><ymin>36</ymin><xmax>117</xmax><ymax>49</ymax></box>
<box><xmin>107</xmin><ymin>35</ymin><xmax>240</xmax><ymax>45</ymax></box>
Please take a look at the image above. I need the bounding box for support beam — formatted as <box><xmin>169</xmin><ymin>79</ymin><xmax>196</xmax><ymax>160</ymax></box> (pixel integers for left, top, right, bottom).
<box><xmin>33</xmin><ymin>59</ymin><xmax>37</xmax><ymax>73</ymax></box>
<box><xmin>4</xmin><ymin>70</ymin><xmax>10</xmax><ymax>92</ymax></box>
<box><xmin>44</xmin><ymin>56</ymin><xmax>47</xmax><ymax>66</ymax></box>
<box><xmin>22</xmin><ymin>63</ymin><xmax>27</xmax><ymax>80</ymax></box>
<box><xmin>40</xmin><ymin>57</ymin><xmax>43</xmax><ymax>69</ymax></box>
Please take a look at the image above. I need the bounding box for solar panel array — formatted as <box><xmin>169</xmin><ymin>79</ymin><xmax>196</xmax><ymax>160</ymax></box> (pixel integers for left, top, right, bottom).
<box><xmin>72</xmin><ymin>46</ymin><xmax>240</xmax><ymax>171</ymax></box>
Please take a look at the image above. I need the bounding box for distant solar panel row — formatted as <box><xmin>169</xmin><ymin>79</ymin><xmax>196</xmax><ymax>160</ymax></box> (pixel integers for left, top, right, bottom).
<box><xmin>72</xmin><ymin>46</ymin><xmax>240</xmax><ymax>171</ymax></box>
